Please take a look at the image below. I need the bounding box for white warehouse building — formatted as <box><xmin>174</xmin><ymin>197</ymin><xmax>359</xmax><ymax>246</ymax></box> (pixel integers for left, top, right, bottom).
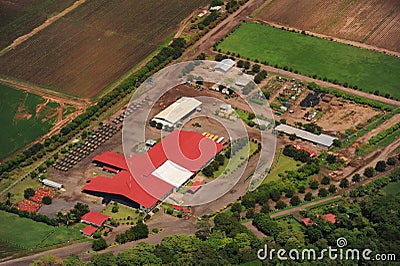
<box><xmin>153</xmin><ymin>97</ymin><xmax>201</xmax><ymax>128</ymax></box>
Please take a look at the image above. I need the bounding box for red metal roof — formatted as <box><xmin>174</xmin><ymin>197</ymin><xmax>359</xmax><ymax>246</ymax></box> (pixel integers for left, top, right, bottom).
<box><xmin>83</xmin><ymin>171</ymin><xmax>173</xmax><ymax>209</ymax></box>
<box><xmin>84</xmin><ymin>130</ymin><xmax>222</xmax><ymax>209</ymax></box>
<box><xmin>81</xmin><ymin>211</ymin><xmax>110</xmax><ymax>227</ymax></box>
<box><xmin>147</xmin><ymin>130</ymin><xmax>224</xmax><ymax>172</ymax></box>
<box><xmin>81</xmin><ymin>225</ymin><xmax>98</xmax><ymax>236</ymax></box>
<box><xmin>189</xmin><ymin>181</ymin><xmax>202</xmax><ymax>193</ymax></box>
<box><xmin>103</xmin><ymin>165</ymin><xmax>119</xmax><ymax>173</ymax></box>
<box><xmin>93</xmin><ymin>151</ymin><xmax>128</xmax><ymax>170</ymax></box>
<box><xmin>293</xmin><ymin>144</ymin><xmax>317</xmax><ymax>157</ymax></box>
<box><xmin>302</xmin><ymin>213</ymin><xmax>336</xmax><ymax>227</ymax></box>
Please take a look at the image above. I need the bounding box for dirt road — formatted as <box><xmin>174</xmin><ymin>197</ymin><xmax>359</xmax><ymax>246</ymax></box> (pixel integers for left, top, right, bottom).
<box><xmin>0</xmin><ymin>0</ymin><xmax>87</xmax><ymax>57</ymax></box>
<box><xmin>182</xmin><ymin>0</ymin><xmax>266</xmax><ymax>60</ymax></box>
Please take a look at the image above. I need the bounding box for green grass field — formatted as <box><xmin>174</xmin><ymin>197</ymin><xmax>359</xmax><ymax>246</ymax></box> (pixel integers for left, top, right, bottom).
<box><xmin>0</xmin><ymin>211</ymin><xmax>85</xmax><ymax>253</ymax></box>
<box><xmin>263</xmin><ymin>154</ymin><xmax>299</xmax><ymax>184</ymax></box>
<box><xmin>0</xmin><ymin>84</ymin><xmax>59</xmax><ymax>160</ymax></box>
<box><xmin>275</xmin><ymin>215</ymin><xmax>304</xmax><ymax>232</ymax></box>
<box><xmin>383</xmin><ymin>181</ymin><xmax>400</xmax><ymax>196</ymax></box>
<box><xmin>217</xmin><ymin>22</ymin><xmax>400</xmax><ymax>100</ymax></box>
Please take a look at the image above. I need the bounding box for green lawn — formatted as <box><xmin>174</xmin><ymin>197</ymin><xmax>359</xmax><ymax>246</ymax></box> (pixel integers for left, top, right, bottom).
<box><xmin>217</xmin><ymin>22</ymin><xmax>400</xmax><ymax>100</ymax></box>
<box><xmin>383</xmin><ymin>181</ymin><xmax>400</xmax><ymax>196</ymax></box>
<box><xmin>0</xmin><ymin>84</ymin><xmax>59</xmax><ymax>160</ymax></box>
<box><xmin>263</xmin><ymin>154</ymin><xmax>299</xmax><ymax>184</ymax></box>
<box><xmin>102</xmin><ymin>202</ymin><xmax>141</xmax><ymax>221</ymax></box>
<box><xmin>275</xmin><ymin>215</ymin><xmax>304</xmax><ymax>232</ymax></box>
<box><xmin>0</xmin><ymin>211</ymin><xmax>85</xmax><ymax>252</ymax></box>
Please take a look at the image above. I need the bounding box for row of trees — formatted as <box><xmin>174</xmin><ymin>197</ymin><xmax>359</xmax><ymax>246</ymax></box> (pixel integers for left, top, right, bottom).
<box><xmin>115</xmin><ymin>220</ymin><xmax>149</xmax><ymax>244</ymax></box>
<box><xmin>282</xmin><ymin>144</ymin><xmax>311</xmax><ymax>163</ymax></box>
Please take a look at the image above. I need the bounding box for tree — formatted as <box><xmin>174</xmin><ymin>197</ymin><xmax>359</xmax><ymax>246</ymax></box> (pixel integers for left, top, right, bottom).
<box><xmin>252</xmin><ymin>64</ymin><xmax>261</xmax><ymax>73</ymax></box>
<box><xmin>64</xmin><ymin>255</ymin><xmax>84</xmax><ymax>266</ymax></box>
<box><xmin>90</xmin><ymin>252</ymin><xmax>116</xmax><ymax>266</ymax></box>
<box><xmin>275</xmin><ymin>200</ymin><xmax>287</xmax><ymax>210</ymax></box>
<box><xmin>32</xmin><ymin>255</ymin><xmax>63</xmax><ymax>266</ymax></box>
<box><xmin>290</xmin><ymin>196</ymin><xmax>301</xmax><ymax>206</ymax></box>
<box><xmin>352</xmin><ymin>173</ymin><xmax>361</xmax><ymax>183</ymax></box>
<box><xmin>326</xmin><ymin>154</ymin><xmax>337</xmax><ymax>164</ymax></box>
<box><xmin>6</xmin><ymin>192</ymin><xmax>13</xmax><ymax>206</ymax></box>
<box><xmin>149</xmin><ymin>120</ymin><xmax>157</xmax><ymax>127</ymax></box>
<box><xmin>24</xmin><ymin>188</ymin><xmax>35</xmax><ymax>199</ymax></box>
<box><xmin>117</xmin><ymin>243</ymin><xmax>162</xmax><ymax>266</ymax></box>
<box><xmin>243</xmin><ymin>61</ymin><xmax>250</xmax><ymax>69</ymax></box>
<box><xmin>387</xmin><ymin>157</ymin><xmax>397</xmax><ymax>166</ymax></box>
<box><xmin>364</xmin><ymin>167</ymin><xmax>375</xmax><ymax>178</ymax></box>
<box><xmin>260</xmin><ymin>204</ymin><xmax>270</xmax><ymax>214</ymax></box>
<box><xmin>318</xmin><ymin>188</ymin><xmax>328</xmax><ymax>197</ymax></box>
<box><xmin>270</xmin><ymin>190</ymin><xmax>281</xmax><ymax>202</ymax></box>
<box><xmin>92</xmin><ymin>237</ymin><xmax>108</xmax><ymax>251</ymax></box>
<box><xmin>304</xmin><ymin>192</ymin><xmax>313</xmax><ymax>201</ymax></box>
<box><xmin>42</xmin><ymin>196</ymin><xmax>52</xmax><ymax>205</ymax></box>
<box><xmin>285</xmin><ymin>189</ymin><xmax>295</xmax><ymax>198</ymax></box>
<box><xmin>333</xmin><ymin>139</ymin><xmax>342</xmax><ymax>147</ymax></box>
<box><xmin>236</xmin><ymin>60</ymin><xmax>244</xmax><ymax>68</ymax></box>
<box><xmin>321</xmin><ymin>176</ymin><xmax>330</xmax><ymax>185</ymax></box>
<box><xmin>245</xmin><ymin>208</ymin><xmax>255</xmax><ymax>219</ymax></box>
<box><xmin>298</xmin><ymin>186</ymin><xmax>306</xmax><ymax>193</ymax></box>
<box><xmin>309</xmin><ymin>180</ymin><xmax>319</xmax><ymax>190</ymax></box>
<box><xmin>328</xmin><ymin>185</ymin><xmax>337</xmax><ymax>194</ymax></box>
<box><xmin>156</xmin><ymin>123</ymin><xmax>163</xmax><ymax>130</ymax></box>
<box><xmin>375</xmin><ymin>160</ymin><xmax>386</xmax><ymax>172</ymax></box>
<box><xmin>231</xmin><ymin>202</ymin><xmax>242</xmax><ymax>213</ymax></box>
<box><xmin>195</xmin><ymin>220</ymin><xmax>212</xmax><ymax>241</ymax></box>
<box><xmin>339</xmin><ymin>178</ymin><xmax>349</xmax><ymax>188</ymax></box>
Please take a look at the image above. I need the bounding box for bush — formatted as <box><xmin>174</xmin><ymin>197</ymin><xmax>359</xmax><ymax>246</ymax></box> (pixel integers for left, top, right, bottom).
<box><xmin>375</xmin><ymin>160</ymin><xmax>386</xmax><ymax>172</ymax></box>
<box><xmin>339</xmin><ymin>178</ymin><xmax>349</xmax><ymax>188</ymax></box>
<box><xmin>92</xmin><ymin>237</ymin><xmax>108</xmax><ymax>251</ymax></box>
<box><xmin>275</xmin><ymin>200</ymin><xmax>287</xmax><ymax>210</ymax></box>
<box><xmin>387</xmin><ymin>157</ymin><xmax>397</xmax><ymax>166</ymax></box>
<box><xmin>42</xmin><ymin>196</ymin><xmax>52</xmax><ymax>205</ymax></box>
<box><xmin>304</xmin><ymin>192</ymin><xmax>313</xmax><ymax>201</ymax></box>
<box><xmin>24</xmin><ymin>188</ymin><xmax>35</xmax><ymax>199</ymax></box>
<box><xmin>318</xmin><ymin>188</ymin><xmax>328</xmax><ymax>197</ymax></box>
<box><xmin>290</xmin><ymin>196</ymin><xmax>301</xmax><ymax>206</ymax></box>
<box><xmin>321</xmin><ymin>176</ymin><xmax>330</xmax><ymax>185</ymax></box>
<box><xmin>364</xmin><ymin>167</ymin><xmax>375</xmax><ymax>178</ymax></box>
<box><xmin>309</xmin><ymin>180</ymin><xmax>319</xmax><ymax>190</ymax></box>
<box><xmin>352</xmin><ymin>174</ymin><xmax>361</xmax><ymax>182</ymax></box>
<box><xmin>328</xmin><ymin>185</ymin><xmax>337</xmax><ymax>194</ymax></box>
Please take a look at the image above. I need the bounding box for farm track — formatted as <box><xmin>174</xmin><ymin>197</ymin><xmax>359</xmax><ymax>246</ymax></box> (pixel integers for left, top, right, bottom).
<box><xmin>0</xmin><ymin>0</ymin><xmax>87</xmax><ymax>57</ymax></box>
<box><xmin>249</xmin><ymin>18</ymin><xmax>400</xmax><ymax>58</ymax></box>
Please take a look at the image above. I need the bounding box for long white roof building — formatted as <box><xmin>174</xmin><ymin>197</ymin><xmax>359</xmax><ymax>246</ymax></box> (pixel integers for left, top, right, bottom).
<box><xmin>274</xmin><ymin>124</ymin><xmax>336</xmax><ymax>148</ymax></box>
<box><xmin>153</xmin><ymin>97</ymin><xmax>201</xmax><ymax>127</ymax></box>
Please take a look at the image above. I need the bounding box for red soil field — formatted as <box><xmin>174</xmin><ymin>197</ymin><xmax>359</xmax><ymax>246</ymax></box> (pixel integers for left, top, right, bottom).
<box><xmin>0</xmin><ymin>0</ymin><xmax>208</xmax><ymax>98</ymax></box>
<box><xmin>254</xmin><ymin>0</ymin><xmax>400</xmax><ymax>52</ymax></box>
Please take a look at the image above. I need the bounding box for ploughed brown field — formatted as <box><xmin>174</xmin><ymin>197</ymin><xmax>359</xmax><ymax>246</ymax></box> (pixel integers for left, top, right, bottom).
<box><xmin>254</xmin><ymin>0</ymin><xmax>400</xmax><ymax>53</ymax></box>
<box><xmin>0</xmin><ymin>0</ymin><xmax>76</xmax><ymax>50</ymax></box>
<box><xmin>0</xmin><ymin>0</ymin><xmax>208</xmax><ymax>98</ymax></box>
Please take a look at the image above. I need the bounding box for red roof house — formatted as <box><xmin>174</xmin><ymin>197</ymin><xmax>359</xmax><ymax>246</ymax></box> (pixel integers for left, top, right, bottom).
<box><xmin>93</xmin><ymin>151</ymin><xmax>128</xmax><ymax>172</ymax></box>
<box><xmin>293</xmin><ymin>144</ymin><xmax>317</xmax><ymax>157</ymax></box>
<box><xmin>81</xmin><ymin>225</ymin><xmax>98</xmax><ymax>236</ymax></box>
<box><xmin>81</xmin><ymin>211</ymin><xmax>110</xmax><ymax>227</ymax></box>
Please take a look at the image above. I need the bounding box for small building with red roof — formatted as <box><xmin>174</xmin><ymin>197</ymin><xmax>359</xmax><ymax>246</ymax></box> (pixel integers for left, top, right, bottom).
<box><xmin>81</xmin><ymin>211</ymin><xmax>110</xmax><ymax>227</ymax></box>
<box><xmin>293</xmin><ymin>144</ymin><xmax>317</xmax><ymax>158</ymax></box>
<box><xmin>81</xmin><ymin>225</ymin><xmax>98</xmax><ymax>236</ymax></box>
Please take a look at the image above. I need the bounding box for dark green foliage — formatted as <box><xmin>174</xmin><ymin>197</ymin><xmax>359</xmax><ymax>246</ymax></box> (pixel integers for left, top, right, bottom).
<box><xmin>24</xmin><ymin>188</ymin><xmax>35</xmax><ymax>199</ymax></box>
<box><xmin>352</xmin><ymin>173</ymin><xmax>361</xmax><ymax>183</ymax></box>
<box><xmin>326</xmin><ymin>154</ymin><xmax>337</xmax><ymax>164</ymax></box>
<box><xmin>309</xmin><ymin>180</ymin><xmax>319</xmax><ymax>190</ymax></box>
<box><xmin>321</xmin><ymin>176</ymin><xmax>330</xmax><ymax>185</ymax></box>
<box><xmin>304</xmin><ymin>192</ymin><xmax>313</xmax><ymax>201</ymax></box>
<box><xmin>275</xmin><ymin>200</ymin><xmax>287</xmax><ymax>210</ymax></box>
<box><xmin>375</xmin><ymin>160</ymin><xmax>386</xmax><ymax>172</ymax></box>
<box><xmin>290</xmin><ymin>195</ymin><xmax>301</xmax><ymax>206</ymax></box>
<box><xmin>282</xmin><ymin>144</ymin><xmax>311</xmax><ymax>163</ymax></box>
<box><xmin>364</xmin><ymin>167</ymin><xmax>375</xmax><ymax>178</ymax></box>
<box><xmin>387</xmin><ymin>157</ymin><xmax>397</xmax><ymax>166</ymax></box>
<box><xmin>92</xmin><ymin>237</ymin><xmax>108</xmax><ymax>251</ymax></box>
<box><xmin>328</xmin><ymin>185</ymin><xmax>337</xmax><ymax>194</ymax></box>
<box><xmin>339</xmin><ymin>178</ymin><xmax>349</xmax><ymax>188</ymax></box>
<box><xmin>303</xmin><ymin>123</ymin><xmax>322</xmax><ymax>135</ymax></box>
<box><xmin>318</xmin><ymin>188</ymin><xmax>328</xmax><ymax>197</ymax></box>
<box><xmin>42</xmin><ymin>196</ymin><xmax>52</xmax><ymax>205</ymax></box>
<box><xmin>116</xmin><ymin>221</ymin><xmax>149</xmax><ymax>244</ymax></box>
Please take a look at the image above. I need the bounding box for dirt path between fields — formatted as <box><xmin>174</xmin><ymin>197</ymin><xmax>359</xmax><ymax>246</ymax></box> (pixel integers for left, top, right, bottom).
<box><xmin>181</xmin><ymin>0</ymin><xmax>267</xmax><ymax>60</ymax></box>
<box><xmin>0</xmin><ymin>0</ymin><xmax>87</xmax><ymax>57</ymax></box>
<box><xmin>249</xmin><ymin>18</ymin><xmax>400</xmax><ymax>58</ymax></box>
